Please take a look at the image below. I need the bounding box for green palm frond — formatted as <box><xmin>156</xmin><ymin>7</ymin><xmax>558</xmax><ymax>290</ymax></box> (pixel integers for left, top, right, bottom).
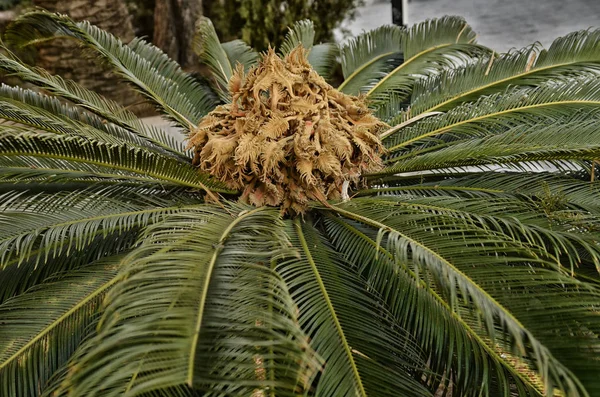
<box><xmin>364</xmin><ymin>17</ymin><xmax>488</xmax><ymax>106</ymax></box>
<box><xmin>194</xmin><ymin>17</ymin><xmax>238</xmax><ymax>102</ymax></box>
<box><xmin>53</xmin><ymin>206</ymin><xmax>317</xmax><ymax>396</ymax></box>
<box><xmin>126</xmin><ymin>36</ymin><xmax>220</xmax><ymax>119</ymax></box>
<box><xmin>408</xmin><ymin>28</ymin><xmax>600</xmax><ymax>116</ymax></box>
<box><xmin>323</xmin><ymin>214</ymin><xmax>544</xmax><ymax>396</ymax></box>
<box><xmin>0</xmin><ymin>11</ymin><xmax>599</xmax><ymax>397</ymax></box>
<box><xmin>0</xmin><ymin>255</ymin><xmax>123</xmax><ymax>397</ymax></box>
<box><xmin>338</xmin><ymin>25</ymin><xmax>405</xmax><ymax>95</ymax></box>
<box><xmin>0</xmin><ymin>187</ymin><xmax>202</xmax><ymax>270</ymax></box>
<box><xmin>382</xmin><ymin>76</ymin><xmax>600</xmax><ymax>157</ymax></box>
<box><xmin>0</xmin><ymin>165</ymin><xmax>140</xmax><ymax>188</ymax></box>
<box><xmin>354</xmin><ymin>195</ymin><xmax>600</xmax><ymax>272</ymax></box>
<box><xmin>0</xmin><ymin>84</ymin><xmax>187</xmax><ymax>155</ymax></box>
<box><xmin>377</xmin><ymin>115</ymin><xmax>600</xmax><ymax>176</ymax></box>
<box><xmin>194</xmin><ymin>17</ymin><xmax>259</xmax><ymax>101</ymax></box>
<box><xmin>281</xmin><ymin>218</ymin><xmax>432</xmax><ymax>397</ymax></box>
<box><xmin>221</xmin><ymin>40</ymin><xmax>259</xmax><ymax>73</ymax></box>
<box><xmin>0</xmin><ymin>130</ymin><xmax>232</xmax><ymax>192</ymax></box>
<box><xmin>326</xmin><ymin>199</ymin><xmax>600</xmax><ymax>396</ymax></box>
<box><xmin>279</xmin><ymin>20</ymin><xmax>339</xmax><ymax>80</ymax></box>
<box><xmin>0</xmin><ymin>231</ymin><xmax>133</xmax><ymax>305</ymax></box>
<box><xmin>0</xmin><ymin>185</ymin><xmax>199</xmax><ymax>305</ymax></box>
<box><xmin>0</xmin><ymin>51</ymin><xmax>186</xmax><ymax>157</ymax></box>
<box><xmin>6</xmin><ymin>10</ymin><xmax>219</xmax><ymax>130</ymax></box>
<box><xmin>304</xmin><ymin>42</ymin><xmax>339</xmax><ymax>82</ymax></box>
<box><xmin>397</xmin><ymin>171</ymin><xmax>600</xmax><ymax>212</ymax></box>
<box><xmin>280</xmin><ymin>20</ymin><xmax>316</xmax><ymax>55</ymax></box>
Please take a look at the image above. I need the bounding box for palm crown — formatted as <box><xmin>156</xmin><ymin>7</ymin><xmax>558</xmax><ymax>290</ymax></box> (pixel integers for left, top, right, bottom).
<box><xmin>0</xmin><ymin>10</ymin><xmax>599</xmax><ymax>397</ymax></box>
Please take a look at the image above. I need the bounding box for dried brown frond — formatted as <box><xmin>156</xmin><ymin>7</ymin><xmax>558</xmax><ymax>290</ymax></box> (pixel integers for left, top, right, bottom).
<box><xmin>188</xmin><ymin>46</ymin><xmax>385</xmax><ymax>213</ymax></box>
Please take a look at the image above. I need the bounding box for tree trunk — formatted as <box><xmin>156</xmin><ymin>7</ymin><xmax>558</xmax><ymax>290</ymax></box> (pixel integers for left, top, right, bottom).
<box><xmin>32</xmin><ymin>0</ymin><xmax>139</xmax><ymax>106</ymax></box>
<box><xmin>153</xmin><ymin>0</ymin><xmax>202</xmax><ymax>69</ymax></box>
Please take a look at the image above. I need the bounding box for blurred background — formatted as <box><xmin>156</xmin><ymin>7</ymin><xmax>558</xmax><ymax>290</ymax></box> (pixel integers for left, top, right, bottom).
<box><xmin>346</xmin><ymin>0</ymin><xmax>600</xmax><ymax>52</ymax></box>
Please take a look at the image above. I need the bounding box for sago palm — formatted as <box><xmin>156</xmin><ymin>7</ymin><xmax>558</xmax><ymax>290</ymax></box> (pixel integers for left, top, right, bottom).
<box><xmin>0</xmin><ymin>10</ymin><xmax>599</xmax><ymax>397</ymax></box>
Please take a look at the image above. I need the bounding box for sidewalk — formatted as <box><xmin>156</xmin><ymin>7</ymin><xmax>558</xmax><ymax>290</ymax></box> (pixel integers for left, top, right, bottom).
<box><xmin>142</xmin><ymin>115</ymin><xmax>185</xmax><ymax>141</ymax></box>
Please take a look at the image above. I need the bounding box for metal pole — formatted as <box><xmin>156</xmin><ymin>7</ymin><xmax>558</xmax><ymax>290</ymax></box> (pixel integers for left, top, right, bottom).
<box><xmin>392</xmin><ymin>0</ymin><xmax>408</xmax><ymax>26</ymax></box>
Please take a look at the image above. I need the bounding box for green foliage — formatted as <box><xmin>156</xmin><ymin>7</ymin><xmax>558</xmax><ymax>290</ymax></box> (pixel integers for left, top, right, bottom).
<box><xmin>0</xmin><ymin>257</ymin><xmax>122</xmax><ymax>396</ymax></box>
<box><xmin>6</xmin><ymin>11</ymin><xmax>220</xmax><ymax>130</ymax></box>
<box><xmin>278</xmin><ymin>20</ymin><xmax>339</xmax><ymax>81</ymax></box>
<box><xmin>193</xmin><ymin>17</ymin><xmax>258</xmax><ymax>102</ymax></box>
<box><xmin>0</xmin><ymin>0</ymin><xmax>21</xmax><ymax>11</ymax></box>
<box><xmin>0</xmin><ymin>9</ymin><xmax>599</xmax><ymax>397</ymax></box>
<box><xmin>204</xmin><ymin>0</ymin><xmax>364</xmax><ymax>52</ymax></box>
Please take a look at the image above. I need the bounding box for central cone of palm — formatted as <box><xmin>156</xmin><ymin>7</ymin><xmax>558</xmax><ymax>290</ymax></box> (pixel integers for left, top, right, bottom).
<box><xmin>189</xmin><ymin>47</ymin><xmax>385</xmax><ymax>213</ymax></box>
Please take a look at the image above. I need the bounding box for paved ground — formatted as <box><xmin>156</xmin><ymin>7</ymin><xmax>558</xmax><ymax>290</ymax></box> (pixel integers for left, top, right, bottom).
<box><xmin>142</xmin><ymin>115</ymin><xmax>185</xmax><ymax>140</ymax></box>
<box><xmin>342</xmin><ymin>0</ymin><xmax>600</xmax><ymax>52</ymax></box>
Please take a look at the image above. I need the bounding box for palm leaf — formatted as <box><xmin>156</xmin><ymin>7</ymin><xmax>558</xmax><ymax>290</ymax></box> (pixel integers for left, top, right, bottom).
<box><xmin>408</xmin><ymin>28</ymin><xmax>600</xmax><ymax>116</ymax></box>
<box><xmin>382</xmin><ymin>76</ymin><xmax>600</xmax><ymax>162</ymax></box>
<box><xmin>305</xmin><ymin>43</ymin><xmax>339</xmax><ymax>81</ymax></box>
<box><xmin>0</xmin><ymin>232</ymin><xmax>133</xmax><ymax>307</ymax></box>
<box><xmin>348</xmin><ymin>194</ymin><xmax>600</xmax><ymax>273</ymax></box>
<box><xmin>0</xmin><ymin>130</ymin><xmax>232</xmax><ymax>193</ymax></box>
<box><xmin>0</xmin><ymin>83</ymin><xmax>187</xmax><ymax>155</ymax></box>
<box><xmin>0</xmin><ymin>50</ymin><xmax>187</xmax><ymax>158</ymax></box>
<box><xmin>280</xmin><ymin>218</ymin><xmax>433</xmax><ymax>397</ymax></box>
<box><xmin>221</xmin><ymin>40</ymin><xmax>258</xmax><ymax>73</ymax></box>
<box><xmin>400</xmin><ymin>172</ymin><xmax>600</xmax><ymax>212</ymax></box>
<box><xmin>0</xmin><ymin>256</ymin><xmax>123</xmax><ymax>397</ymax></box>
<box><xmin>280</xmin><ymin>20</ymin><xmax>316</xmax><ymax>55</ymax></box>
<box><xmin>194</xmin><ymin>18</ymin><xmax>259</xmax><ymax>102</ymax></box>
<box><xmin>323</xmin><ymin>214</ymin><xmax>544</xmax><ymax>396</ymax></box>
<box><xmin>194</xmin><ymin>17</ymin><xmax>236</xmax><ymax>102</ymax></box>
<box><xmin>377</xmin><ymin>116</ymin><xmax>600</xmax><ymax>176</ymax></box>
<box><xmin>381</xmin><ymin>116</ymin><xmax>600</xmax><ymax>174</ymax></box>
<box><xmin>338</xmin><ymin>25</ymin><xmax>405</xmax><ymax>95</ymax></box>
<box><xmin>0</xmin><ymin>11</ymin><xmax>598</xmax><ymax>397</ymax></box>
<box><xmin>6</xmin><ymin>10</ymin><xmax>219</xmax><ymax>130</ymax></box>
<box><xmin>0</xmin><ymin>187</ymin><xmax>203</xmax><ymax>270</ymax></box>
<box><xmin>279</xmin><ymin>20</ymin><xmax>339</xmax><ymax>81</ymax></box>
<box><xmin>365</xmin><ymin>17</ymin><xmax>486</xmax><ymax>105</ymax></box>
<box><xmin>0</xmin><ymin>185</ymin><xmax>199</xmax><ymax>304</ymax></box>
<box><xmin>383</xmin><ymin>76</ymin><xmax>600</xmax><ymax>153</ymax></box>
<box><xmin>54</xmin><ymin>205</ymin><xmax>317</xmax><ymax>396</ymax></box>
<box><xmin>327</xmin><ymin>199</ymin><xmax>600</xmax><ymax>396</ymax></box>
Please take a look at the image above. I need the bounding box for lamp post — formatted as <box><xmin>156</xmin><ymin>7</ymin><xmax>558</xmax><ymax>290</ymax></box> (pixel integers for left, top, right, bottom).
<box><xmin>392</xmin><ymin>0</ymin><xmax>408</xmax><ymax>26</ymax></box>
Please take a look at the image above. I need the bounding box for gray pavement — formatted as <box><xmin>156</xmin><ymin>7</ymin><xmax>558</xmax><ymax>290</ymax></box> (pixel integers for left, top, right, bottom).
<box><xmin>343</xmin><ymin>0</ymin><xmax>600</xmax><ymax>52</ymax></box>
<box><xmin>142</xmin><ymin>115</ymin><xmax>185</xmax><ymax>140</ymax></box>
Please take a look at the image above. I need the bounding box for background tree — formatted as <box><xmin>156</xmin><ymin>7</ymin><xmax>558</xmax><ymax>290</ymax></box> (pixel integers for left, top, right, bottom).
<box><xmin>153</xmin><ymin>0</ymin><xmax>202</xmax><ymax>68</ymax></box>
<box><xmin>0</xmin><ymin>10</ymin><xmax>599</xmax><ymax>397</ymax></box>
<box><xmin>204</xmin><ymin>0</ymin><xmax>364</xmax><ymax>51</ymax></box>
<box><xmin>125</xmin><ymin>0</ymin><xmax>155</xmax><ymax>38</ymax></box>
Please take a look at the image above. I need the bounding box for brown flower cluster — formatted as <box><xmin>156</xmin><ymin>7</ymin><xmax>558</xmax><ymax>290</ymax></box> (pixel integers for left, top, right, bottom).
<box><xmin>188</xmin><ymin>47</ymin><xmax>385</xmax><ymax>213</ymax></box>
